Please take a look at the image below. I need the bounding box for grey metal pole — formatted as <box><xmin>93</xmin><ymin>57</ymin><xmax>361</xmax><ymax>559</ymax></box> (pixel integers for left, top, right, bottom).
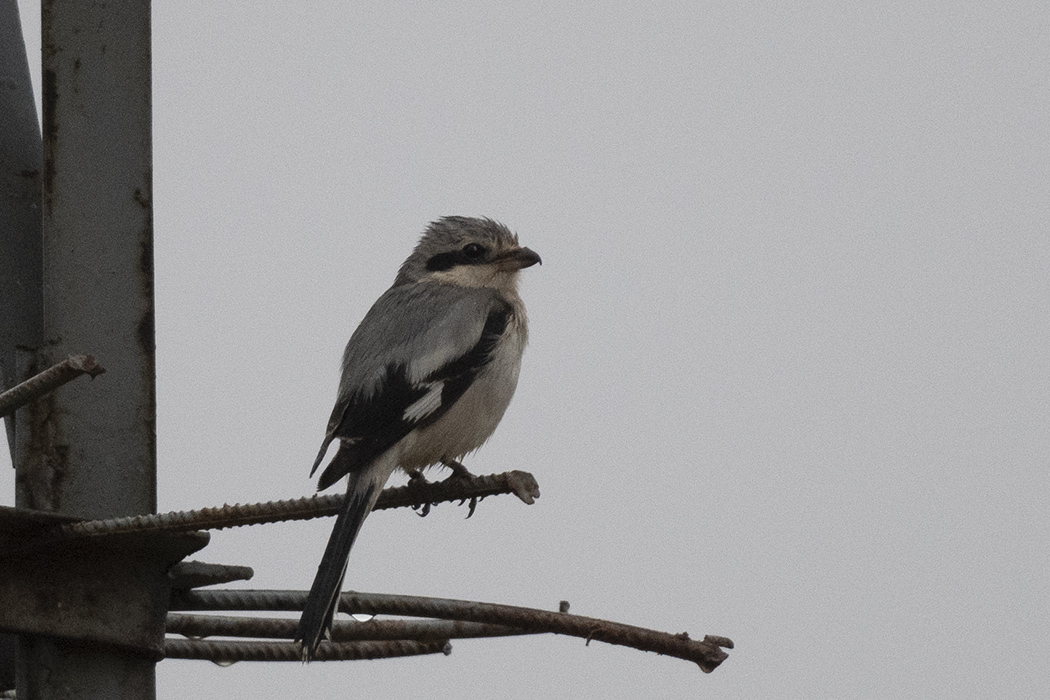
<box><xmin>0</xmin><ymin>0</ymin><xmax>43</xmax><ymax>462</ymax></box>
<box><xmin>17</xmin><ymin>1</ymin><xmax>158</xmax><ymax>698</ymax></box>
<box><xmin>0</xmin><ymin>2</ymin><xmax>43</xmax><ymax>690</ymax></box>
<box><xmin>29</xmin><ymin>0</ymin><xmax>156</xmax><ymax>518</ymax></box>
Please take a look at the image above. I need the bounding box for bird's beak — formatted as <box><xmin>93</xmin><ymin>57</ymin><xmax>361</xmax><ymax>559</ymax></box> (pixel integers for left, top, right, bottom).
<box><xmin>499</xmin><ymin>246</ymin><xmax>542</xmax><ymax>271</ymax></box>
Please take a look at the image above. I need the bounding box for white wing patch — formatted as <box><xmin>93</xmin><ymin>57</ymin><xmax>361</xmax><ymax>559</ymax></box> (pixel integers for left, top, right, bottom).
<box><xmin>403</xmin><ymin>381</ymin><xmax>445</xmax><ymax>423</ymax></box>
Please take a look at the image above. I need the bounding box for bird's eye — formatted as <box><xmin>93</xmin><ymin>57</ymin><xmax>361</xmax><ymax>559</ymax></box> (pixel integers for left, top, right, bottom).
<box><xmin>462</xmin><ymin>243</ymin><xmax>486</xmax><ymax>260</ymax></box>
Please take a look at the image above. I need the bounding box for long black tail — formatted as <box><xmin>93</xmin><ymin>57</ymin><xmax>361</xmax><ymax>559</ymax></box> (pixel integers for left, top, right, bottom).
<box><xmin>295</xmin><ymin>470</ymin><xmax>378</xmax><ymax>660</ymax></box>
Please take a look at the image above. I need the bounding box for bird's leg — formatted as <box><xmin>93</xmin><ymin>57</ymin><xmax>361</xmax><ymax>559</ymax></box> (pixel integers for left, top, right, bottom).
<box><xmin>405</xmin><ymin>468</ymin><xmax>432</xmax><ymax>516</ymax></box>
<box><xmin>405</xmin><ymin>467</ymin><xmax>430</xmax><ymax>485</ymax></box>
<box><xmin>441</xmin><ymin>459</ymin><xmax>474</xmax><ymax>480</ymax></box>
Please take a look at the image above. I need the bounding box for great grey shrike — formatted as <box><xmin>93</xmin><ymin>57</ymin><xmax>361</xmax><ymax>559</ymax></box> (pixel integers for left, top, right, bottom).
<box><xmin>295</xmin><ymin>216</ymin><xmax>541</xmax><ymax>659</ymax></box>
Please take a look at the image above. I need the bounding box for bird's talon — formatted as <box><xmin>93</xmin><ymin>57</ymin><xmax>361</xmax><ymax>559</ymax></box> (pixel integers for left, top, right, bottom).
<box><xmin>466</xmin><ymin>496</ymin><xmax>478</xmax><ymax>519</ymax></box>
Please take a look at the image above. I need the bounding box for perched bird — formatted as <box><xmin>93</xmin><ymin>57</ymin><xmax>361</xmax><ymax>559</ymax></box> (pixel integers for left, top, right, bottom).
<box><xmin>295</xmin><ymin>216</ymin><xmax>541</xmax><ymax>659</ymax></box>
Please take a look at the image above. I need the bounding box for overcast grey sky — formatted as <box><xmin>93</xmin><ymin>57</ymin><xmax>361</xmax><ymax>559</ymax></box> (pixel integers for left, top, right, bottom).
<box><xmin>6</xmin><ymin>1</ymin><xmax>1050</xmax><ymax>698</ymax></box>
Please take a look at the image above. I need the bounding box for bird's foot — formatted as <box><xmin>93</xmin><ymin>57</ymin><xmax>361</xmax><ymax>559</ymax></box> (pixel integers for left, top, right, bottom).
<box><xmin>441</xmin><ymin>460</ymin><xmax>480</xmax><ymax>518</ymax></box>
<box><xmin>406</xmin><ymin>469</ymin><xmax>433</xmax><ymax>517</ymax></box>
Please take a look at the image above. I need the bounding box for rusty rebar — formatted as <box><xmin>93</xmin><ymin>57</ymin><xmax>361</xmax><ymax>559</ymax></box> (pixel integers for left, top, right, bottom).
<box><xmin>163</xmin><ymin>638</ymin><xmax>451</xmax><ymax>662</ymax></box>
<box><xmin>169</xmin><ymin>561</ymin><xmax>255</xmax><ymax>590</ymax></box>
<box><xmin>0</xmin><ymin>354</ymin><xmax>104</xmax><ymax>418</ymax></box>
<box><xmin>43</xmin><ymin>470</ymin><xmax>540</xmax><ymax>540</ymax></box>
<box><xmin>166</xmin><ymin>613</ymin><xmax>534</xmax><ymax>642</ymax></box>
<box><xmin>172</xmin><ymin>589</ymin><xmax>733</xmax><ymax>672</ymax></box>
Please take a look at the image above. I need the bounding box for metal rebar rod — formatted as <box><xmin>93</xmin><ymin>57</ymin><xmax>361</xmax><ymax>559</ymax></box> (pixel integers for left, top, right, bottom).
<box><xmin>0</xmin><ymin>355</ymin><xmax>105</xmax><ymax>418</ymax></box>
<box><xmin>44</xmin><ymin>470</ymin><xmax>540</xmax><ymax>539</ymax></box>
<box><xmin>163</xmin><ymin>638</ymin><xmax>451</xmax><ymax>663</ymax></box>
<box><xmin>166</xmin><ymin>613</ymin><xmax>535</xmax><ymax>642</ymax></box>
<box><xmin>171</xmin><ymin>589</ymin><xmax>733</xmax><ymax>672</ymax></box>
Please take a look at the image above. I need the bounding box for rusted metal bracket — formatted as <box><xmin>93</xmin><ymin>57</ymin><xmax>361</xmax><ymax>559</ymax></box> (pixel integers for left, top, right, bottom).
<box><xmin>0</xmin><ymin>506</ymin><xmax>207</xmax><ymax>657</ymax></box>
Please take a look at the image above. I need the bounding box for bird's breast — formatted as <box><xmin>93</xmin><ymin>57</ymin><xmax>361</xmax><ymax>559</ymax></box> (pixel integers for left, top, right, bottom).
<box><xmin>398</xmin><ymin>307</ymin><xmax>528</xmax><ymax>469</ymax></box>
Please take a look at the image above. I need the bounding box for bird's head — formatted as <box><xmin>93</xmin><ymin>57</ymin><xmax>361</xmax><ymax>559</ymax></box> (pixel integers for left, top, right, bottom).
<box><xmin>395</xmin><ymin>216</ymin><xmax>541</xmax><ymax>292</ymax></box>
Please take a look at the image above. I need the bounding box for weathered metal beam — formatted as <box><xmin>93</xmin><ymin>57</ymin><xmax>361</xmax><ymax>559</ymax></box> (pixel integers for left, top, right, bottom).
<box><xmin>17</xmin><ymin>1</ymin><xmax>161</xmax><ymax>698</ymax></box>
<box><xmin>25</xmin><ymin>0</ymin><xmax>156</xmax><ymax>519</ymax></box>
<box><xmin>0</xmin><ymin>0</ymin><xmax>43</xmax><ymax>462</ymax></box>
<box><xmin>0</xmin><ymin>0</ymin><xmax>44</xmax><ymax>689</ymax></box>
<box><xmin>0</xmin><ymin>529</ymin><xmax>208</xmax><ymax>654</ymax></box>
<box><xmin>0</xmin><ymin>506</ymin><xmax>208</xmax><ymax>654</ymax></box>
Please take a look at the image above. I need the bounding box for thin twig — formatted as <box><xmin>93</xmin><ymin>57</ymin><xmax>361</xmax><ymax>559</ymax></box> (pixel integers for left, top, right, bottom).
<box><xmin>42</xmin><ymin>470</ymin><xmax>540</xmax><ymax>540</ymax></box>
<box><xmin>172</xmin><ymin>589</ymin><xmax>732</xmax><ymax>672</ymax></box>
<box><xmin>166</xmin><ymin>613</ymin><xmax>535</xmax><ymax>641</ymax></box>
<box><xmin>163</xmin><ymin>638</ymin><xmax>450</xmax><ymax>662</ymax></box>
<box><xmin>0</xmin><ymin>354</ymin><xmax>105</xmax><ymax>417</ymax></box>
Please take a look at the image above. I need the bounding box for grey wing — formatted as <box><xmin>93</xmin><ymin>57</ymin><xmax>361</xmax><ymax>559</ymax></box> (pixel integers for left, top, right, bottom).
<box><xmin>310</xmin><ymin>283</ymin><xmax>505</xmax><ymax>487</ymax></box>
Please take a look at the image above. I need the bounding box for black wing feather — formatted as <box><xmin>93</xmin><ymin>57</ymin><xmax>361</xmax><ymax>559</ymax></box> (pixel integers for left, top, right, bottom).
<box><xmin>314</xmin><ymin>304</ymin><xmax>510</xmax><ymax>490</ymax></box>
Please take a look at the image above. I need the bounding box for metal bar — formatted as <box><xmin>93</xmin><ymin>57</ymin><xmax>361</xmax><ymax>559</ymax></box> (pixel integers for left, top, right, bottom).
<box><xmin>18</xmin><ymin>1</ymin><xmax>158</xmax><ymax>698</ymax></box>
<box><xmin>0</xmin><ymin>0</ymin><xmax>43</xmax><ymax>463</ymax></box>
<box><xmin>172</xmin><ymin>589</ymin><xmax>734</xmax><ymax>672</ymax></box>
<box><xmin>0</xmin><ymin>354</ymin><xmax>105</xmax><ymax>418</ymax></box>
<box><xmin>0</xmin><ymin>2</ymin><xmax>43</xmax><ymax>687</ymax></box>
<box><xmin>30</xmin><ymin>0</ymin><xmax>156</xmax><ymax>519</ymax></box>
<box><xmin>0</xmin><ymin>531</ymin><xmax>209</xmax><ymax>652</ymax></box>
<box><xmin>168</xmin><ymin>561</ymin><xmax>255</xmax><ymax>591</ymax></box>
<box><xmin>166</xmin><ymin>613</ymin><xmax>536</xmax><ymax>642</ymax></box>
<box><xmin>42</xmin><ymin>469</ymin><xmax>540</xmax><ymax>540</ymax></box>
<box><xmin>163</xmin><ymin>638</ymin><xmax>451</xmax><ymax>663</ymax></box>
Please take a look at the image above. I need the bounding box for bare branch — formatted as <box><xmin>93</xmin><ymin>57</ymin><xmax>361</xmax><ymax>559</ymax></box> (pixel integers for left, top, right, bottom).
<box><xmin>163</xmin><ymin>638</ymin><xmax>451</xmax><ymax>662</ymax></box>
<box><xmin>0</xmin><ymin>354</ymin><xmax>105</xmax><ymax>417</ymax></box>
<box><xmin>172</xmin><ymin>589</ymin><xmax>732</xmax><ymax>672</ymax></box>
<box><xmin>42</xmin><ymin>470</ymin><xmax>540</xmax><ymax>540</ymax></box>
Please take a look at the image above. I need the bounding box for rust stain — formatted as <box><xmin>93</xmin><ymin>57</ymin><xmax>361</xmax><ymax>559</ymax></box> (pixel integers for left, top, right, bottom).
<box><xmin>138</xmin><ymin>179</ymin><xmax>158</xmax><ymax>506</ymax></box>
<box><xmin>16</xmin><ymin>357</ymin><xmax>67</xmax><ymax>513</ymax></box>
<box><xmin>137</xmin><ymin>185</ymin><xmax>156</xmax><ymax>357</ymax></box>
<box><xmin>136</xmin><ymin>308</ymin><xmax>155</xmax><ymax>356</ymax></box>
<box><xmin>41</xmin><ymin>69</ymin><xmax>58</xmax><ymax>207</ymax></box>
<box><xmin>133</xmin><ymin>187</ymin><xmax>150</xmax><ymax>210</ymax></box>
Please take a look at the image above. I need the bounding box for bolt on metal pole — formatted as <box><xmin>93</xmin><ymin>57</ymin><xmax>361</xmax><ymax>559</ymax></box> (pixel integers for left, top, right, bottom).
<box><xmin>16</xmin><ymin>1</ymin><xmax>158</xmax><ymax>698</ymax></box>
